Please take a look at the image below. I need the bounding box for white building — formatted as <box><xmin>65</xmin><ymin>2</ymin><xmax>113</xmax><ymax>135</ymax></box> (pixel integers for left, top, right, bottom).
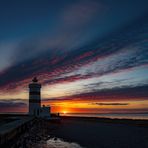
<box><xmin>29</xmin><ymin>77</ymin><xmax>50</xmax><ymax>118</ymax></box>
<box><xmin>40</xmin><ymin>105</ymin><xmax>51</xmax><ymax>118</ymax></box>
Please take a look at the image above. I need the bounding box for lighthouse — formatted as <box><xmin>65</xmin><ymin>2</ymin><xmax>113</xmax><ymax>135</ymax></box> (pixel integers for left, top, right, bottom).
<box><xmin>29</xmin><ymin>77</ymin><xmax>41</xmax><ymax>116</ymax></box>
<box><xmin>28</xmin><ymin>77</ymin><xmax>51</xmax><ymax>118</ymax></box>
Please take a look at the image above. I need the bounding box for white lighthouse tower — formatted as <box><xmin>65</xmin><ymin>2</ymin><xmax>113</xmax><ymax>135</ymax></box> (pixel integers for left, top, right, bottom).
<box><xmin>29</xmin><ymin>77</ymin><xmax>41</xmax><ymax>116</ymax></box>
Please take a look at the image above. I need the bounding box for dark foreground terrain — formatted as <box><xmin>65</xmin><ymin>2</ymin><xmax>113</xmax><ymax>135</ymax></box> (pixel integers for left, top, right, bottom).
<box><xmin>1</xmin><ymin>115</ymin><xmax>148</xmax><ymax>148</ymax></box>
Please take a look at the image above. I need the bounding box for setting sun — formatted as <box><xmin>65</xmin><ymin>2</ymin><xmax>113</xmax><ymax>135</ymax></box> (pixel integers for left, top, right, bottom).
<box><xmin>63</xmin><ymin>111</ymin><xmax>67</xmax><ymax>114</ymax></box>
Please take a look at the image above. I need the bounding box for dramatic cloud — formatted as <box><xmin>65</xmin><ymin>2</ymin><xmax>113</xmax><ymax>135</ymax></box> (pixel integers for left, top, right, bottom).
<box><xmin>0</xmin><ymin>99</ymin><xmax>27</xmax><ymax>112</ymax></box>
<box><xmin>92</xmin><ymin>103</ymin><xmax>129</xmax><ymax>106</ymax></box>
<box><xmin>54</xmin><ymin>85</ymin><xmax>148</xmax><ymax>102</ymax></box>
<box><xmin>0</xmin><ymin>0</ymin><xmax>148</xmax><ymax>113</ymax></box>
<box><xmin>0</xmin><ymin>101</ymin><xmax>27</xmax><ymax>108</ymax></box>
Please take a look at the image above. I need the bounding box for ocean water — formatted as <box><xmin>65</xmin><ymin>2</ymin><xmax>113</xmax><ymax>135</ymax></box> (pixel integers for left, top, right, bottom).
<box><xmin>60</xmin><ymin>113</ymin><xmax>148</xmax><ymax>120</ymax></box>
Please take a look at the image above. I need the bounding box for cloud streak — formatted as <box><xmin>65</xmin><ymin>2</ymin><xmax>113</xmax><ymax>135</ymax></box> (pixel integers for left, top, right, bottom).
<box><xmin>0</xmin><ymin>1</ymin><xmax>148</xmax><ymax>112</ymax></box>
<box><xmin>92</xmin><ymin>103</ymin><xmax>129</xmax><ymax>106</ymax></box>
<box><xmin>0</xmin><ymin>99</ymin><xmax>27</xmax><ymax>112</ymax></box>
<box><xmin>53</xmin><ymin>85</ymin><xmax>148</xmax><ymax>102</ymax></box>
<box><xmin>0</xmin><ymin>14</ymin><xmax>148</xmax><ymax>92</ymax></box>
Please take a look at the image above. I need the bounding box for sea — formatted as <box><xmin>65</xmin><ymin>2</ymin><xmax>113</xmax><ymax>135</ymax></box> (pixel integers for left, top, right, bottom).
<box><xmin>60</xmin><ymin>113</ymin><xmax>148</xmax><ymax>120</ymax></box>
<box><xmin>1</xmin><ymin>112</ymin><xmax>148</xmax><ymax>120</ymax></box>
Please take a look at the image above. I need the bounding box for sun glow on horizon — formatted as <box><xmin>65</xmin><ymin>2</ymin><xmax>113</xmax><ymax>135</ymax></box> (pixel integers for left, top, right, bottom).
<box><xmin>63</xmin><ymin>111</ymin><xmax>68</xmax><ymax>114</ymax></box>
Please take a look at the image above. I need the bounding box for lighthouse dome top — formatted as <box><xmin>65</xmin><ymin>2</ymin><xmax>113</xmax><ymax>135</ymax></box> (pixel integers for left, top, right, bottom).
<box><xmin>32</xmin><ymin>77</ymin><xmax>38</xmax><ymax>83</ymax></box>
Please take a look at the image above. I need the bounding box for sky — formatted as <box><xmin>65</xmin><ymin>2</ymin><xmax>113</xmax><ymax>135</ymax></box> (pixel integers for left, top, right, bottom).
<box><xmin>0</xmin><ymin>0</ymin><xmax>148</xmax><ymax>113</ymax></box>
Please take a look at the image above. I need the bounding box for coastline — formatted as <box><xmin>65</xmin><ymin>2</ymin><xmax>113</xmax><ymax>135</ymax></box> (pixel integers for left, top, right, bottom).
<box><xmin>1</xmin><ymin>115</ymin><xmax>148</xmax><ymax>148</ymax></box>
